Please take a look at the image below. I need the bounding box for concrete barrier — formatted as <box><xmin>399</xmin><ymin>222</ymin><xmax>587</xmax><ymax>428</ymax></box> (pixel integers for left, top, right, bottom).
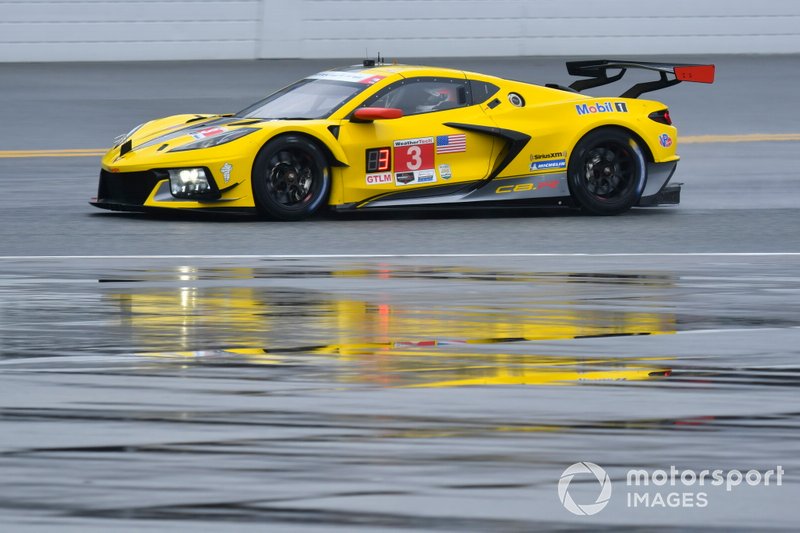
<box><xmin>1</xmin><ymin>0</ymin><xmax>799</xmax><ymax>61</ymax></box>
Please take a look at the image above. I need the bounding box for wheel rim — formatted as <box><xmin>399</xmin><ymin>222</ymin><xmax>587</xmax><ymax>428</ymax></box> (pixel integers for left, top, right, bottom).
<box><xmin>580</xmin><ymin>142</ymin><xmax>636</xmax><ymax>200</ymax></box>
<box><xmin>265</xmin><ymin>149</ymin><xmax>316</xmax><ymax>207</ymax></box>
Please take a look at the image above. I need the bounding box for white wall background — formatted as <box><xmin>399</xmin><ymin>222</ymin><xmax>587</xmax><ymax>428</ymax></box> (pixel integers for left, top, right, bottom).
<box><xmin>1</xmin><ymin>0</ymin><xmax>799</xmax><ymax>62</ymax></box>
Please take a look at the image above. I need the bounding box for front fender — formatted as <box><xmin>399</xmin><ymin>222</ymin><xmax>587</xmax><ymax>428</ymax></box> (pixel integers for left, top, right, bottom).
<box><xmin>259</xmin><ymin>122</ymin><xmax>349</xmax><ymax>167</ymax></box>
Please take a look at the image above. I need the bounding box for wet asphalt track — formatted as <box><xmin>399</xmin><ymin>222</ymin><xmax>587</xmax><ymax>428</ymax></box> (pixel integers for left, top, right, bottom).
<box><xmin>1</xmin><ymin>56</ymin><xmax>800</xmax><ymax>531</ymax></box>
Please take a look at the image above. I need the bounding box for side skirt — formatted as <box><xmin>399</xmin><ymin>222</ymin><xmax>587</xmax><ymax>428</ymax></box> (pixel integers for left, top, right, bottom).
<box><xmin>346</xmin><ymin>172</ymin><xmax>569</xmax><ymax>209</ymax></box>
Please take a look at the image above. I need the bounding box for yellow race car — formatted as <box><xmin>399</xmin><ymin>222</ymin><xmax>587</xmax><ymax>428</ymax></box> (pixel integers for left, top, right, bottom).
<box><xmin>91</xmin><ymin>59</ymin><xmax>714</xmax><ymax>219</ymax></box>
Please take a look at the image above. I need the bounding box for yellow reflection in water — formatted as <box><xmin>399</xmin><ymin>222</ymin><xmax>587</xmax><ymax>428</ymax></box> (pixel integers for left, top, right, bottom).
<box><xmin>110</xmin><ymin>266</ymin><xmax>675</xmax><ymax>387</ymax></box>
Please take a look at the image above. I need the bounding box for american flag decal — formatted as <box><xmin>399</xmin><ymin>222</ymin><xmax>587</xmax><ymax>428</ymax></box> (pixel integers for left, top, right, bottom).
<box><xmin>436</xmin><ymin>134</ymin><xmax>466</xmax><ymax>154</ymax></box>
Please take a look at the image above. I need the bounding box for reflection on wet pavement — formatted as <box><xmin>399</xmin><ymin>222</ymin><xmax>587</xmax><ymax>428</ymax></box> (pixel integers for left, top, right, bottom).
<box><xmin>0</xmin><ymin>258</ymin><xmax>798</xmax><ymax>530</ymax></box>
<box><xmin>2</xmin><ymin>265</ymin><xmax>677</xmax><ymax>387</ymax></box>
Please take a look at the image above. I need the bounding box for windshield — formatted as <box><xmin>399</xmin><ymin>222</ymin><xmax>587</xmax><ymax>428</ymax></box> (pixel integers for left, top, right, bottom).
<box><xmin>236</xmin><ymin>78</ymin><xmax>370</xmax><ymax>120</ymax></box>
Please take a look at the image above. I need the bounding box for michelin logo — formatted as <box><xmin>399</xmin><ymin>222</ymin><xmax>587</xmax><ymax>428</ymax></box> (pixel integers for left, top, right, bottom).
<box><xmin>530</xmin><ymin>158</ymin><xmax>567</xmax><ymax>171</ymax></box>
<box><xmin>576</xmin><ymin>102</ymin><xmax>628</xmax><ymax>115</ymax></box>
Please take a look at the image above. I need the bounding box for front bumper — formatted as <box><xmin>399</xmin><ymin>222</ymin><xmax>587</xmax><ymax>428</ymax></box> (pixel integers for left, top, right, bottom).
<box><xmin>93</xmin><ymin>169</ymin><xmax>164</xmax><ymax>209</ymax></box>
<box><xmin>90</xmin><ymin>167</ymin><xmax>249</xmax><ymax>212</ymax></box>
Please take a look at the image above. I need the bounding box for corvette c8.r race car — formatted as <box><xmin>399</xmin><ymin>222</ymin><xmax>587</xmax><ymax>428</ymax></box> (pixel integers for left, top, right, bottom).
<box><xmin>91</xmin><ymin>59</ymin><xmax>714</xmax><ymax>220</ymax></box>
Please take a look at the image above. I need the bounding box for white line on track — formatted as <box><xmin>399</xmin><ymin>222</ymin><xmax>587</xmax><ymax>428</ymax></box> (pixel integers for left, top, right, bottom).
<box><xmin>0</xmin><ymin>253</ymin><xmax>799</xmax><ymax>260</ymax></box>
<box><xmin>678</xmin><ymin>326</ymin><xmax>800</xmax><ymax>335</ymax></box>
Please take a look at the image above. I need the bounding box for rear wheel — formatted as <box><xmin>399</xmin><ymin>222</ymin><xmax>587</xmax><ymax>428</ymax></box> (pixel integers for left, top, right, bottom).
<box><xmin>567</xmin><ymin>128</ymin><xmax>646</xmax><ymax>215</ymax></box>
<box><xmin>252</xmin><ymin>136</ymin><xmax>330</xmax><ymax>220</ymax></box>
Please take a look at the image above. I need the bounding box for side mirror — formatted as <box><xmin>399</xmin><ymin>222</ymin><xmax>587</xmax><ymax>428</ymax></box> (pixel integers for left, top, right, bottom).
<box><xmin>351</xmin><ymin>107</ymin><xmax>403</xmax><ymax>123</ymax></box>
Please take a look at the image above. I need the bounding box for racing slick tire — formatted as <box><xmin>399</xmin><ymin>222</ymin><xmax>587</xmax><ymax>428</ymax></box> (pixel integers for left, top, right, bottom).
<box><xmin>567</xmin><ymin>128</ymin><xmax>647</xmax><ymax>215</ymax></box>
<box><xmin>252</xmin><ymin>135</ymin><xmax>331</xmax><ymax>221</ymax></box>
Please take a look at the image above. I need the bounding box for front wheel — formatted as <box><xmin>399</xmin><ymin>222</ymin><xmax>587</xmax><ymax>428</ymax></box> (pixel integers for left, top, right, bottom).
<box><xmin>567</xmin><ymin>128</ymin><xmax>647</xmax><ymax>215</ymax></box>
<box><xmin>252</xmin><ymin>136</ymin><xmax>331</xmax><ymax>220</ymax></box>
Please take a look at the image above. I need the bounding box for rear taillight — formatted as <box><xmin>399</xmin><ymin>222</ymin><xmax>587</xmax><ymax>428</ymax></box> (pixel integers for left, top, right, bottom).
<box><xmin>649</xmin><ymin>109</ymin><xmax>672</xmax><ymax>125</ymax></box>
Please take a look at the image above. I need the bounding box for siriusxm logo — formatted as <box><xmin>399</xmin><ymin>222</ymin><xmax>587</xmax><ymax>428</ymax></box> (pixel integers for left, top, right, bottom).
<box><xmin>531</xmin><ymin>159</ymin><xmax>567</xmax><ymax>171</ymax></box>
<box><xmin>576</xmin><ymin>102</ymin><xmax>628</xmax><ymax>115</ymax></box>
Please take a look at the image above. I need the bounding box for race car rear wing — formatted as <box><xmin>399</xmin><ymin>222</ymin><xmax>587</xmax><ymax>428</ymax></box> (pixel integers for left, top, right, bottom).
<box><xmin>557</xmin><ymin>60</ymin><xmax>715</xmax><ymax>99</ymax></box>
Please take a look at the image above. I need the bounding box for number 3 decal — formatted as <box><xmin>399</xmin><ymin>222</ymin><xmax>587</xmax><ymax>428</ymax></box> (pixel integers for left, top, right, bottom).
<box><xmin>394</xmin><ymin>139</ymin><xmax>434</xmax><ymax>172</ymax></box>
<box><xmin>406</xmin><ymin>146</ymin><xmax>422</xmax><ymax>170</ymax></box>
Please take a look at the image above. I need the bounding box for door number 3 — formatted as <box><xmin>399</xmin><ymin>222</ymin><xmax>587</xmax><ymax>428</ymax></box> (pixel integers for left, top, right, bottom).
<box><xmin>406</xmin><ymin>146</ymin><xmax>422</xmax><ymax>170</ymax></box>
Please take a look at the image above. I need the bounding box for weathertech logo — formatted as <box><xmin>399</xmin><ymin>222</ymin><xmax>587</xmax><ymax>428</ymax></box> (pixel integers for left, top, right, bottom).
<box><xmin>558</xmin><ymin>462</ymin><xmax>612</xmax><ymax>516</ymax></box>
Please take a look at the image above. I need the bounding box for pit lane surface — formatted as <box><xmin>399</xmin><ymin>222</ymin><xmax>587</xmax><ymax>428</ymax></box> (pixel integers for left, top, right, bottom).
<box><xmin>1</xmin><ymin>56</ymin><xmax>799</xmax><ymax>531</ymax></box>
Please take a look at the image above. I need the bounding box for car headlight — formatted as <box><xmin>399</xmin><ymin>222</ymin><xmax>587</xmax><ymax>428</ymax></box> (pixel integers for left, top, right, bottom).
<box><xmin>113</xmin><ymin>123</ymin><xmax>145</xmax><ymax>146</ymax></box>
<box><xmin>168</xmin><ymin>168</ymin><xmax>219</xmax><ymax>199</ymax></box>
<box><xmin>169</xmin><ymin>128</ymin><xmax>259</xmax><ymax>152</ymax></box>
